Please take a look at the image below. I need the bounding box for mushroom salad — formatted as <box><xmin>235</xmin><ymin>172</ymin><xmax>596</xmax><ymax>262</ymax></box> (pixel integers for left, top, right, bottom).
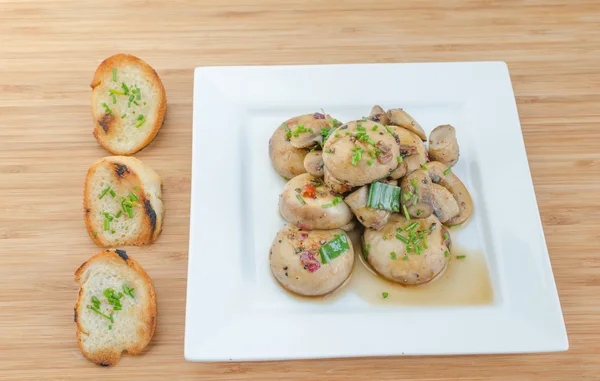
<box><xmin>268</xmin><ymin>107</ymin><xmax>473</xmax><ymax>296</ymax></box>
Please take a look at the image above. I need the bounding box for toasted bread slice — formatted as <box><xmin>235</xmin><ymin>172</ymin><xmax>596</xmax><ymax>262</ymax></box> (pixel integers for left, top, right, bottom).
<box><xmin>74</xmin><ymin>249</ymin><xmax>157</xmax><ymax>366</ymax></box>
<box><xmin>84</xmin><ymin>156</ymin><xmax>164</xmax><ymax>247</ymax></box>
<box><xmin>91</xmin><ymin>53</ymin><xmax>167</xmax><ymax>155</ymax></box>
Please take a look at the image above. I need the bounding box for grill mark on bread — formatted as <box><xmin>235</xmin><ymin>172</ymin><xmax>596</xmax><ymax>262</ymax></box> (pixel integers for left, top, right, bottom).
<box><xmin>143</xmin><ymin>199</ymin><xmax>157</xmax><ymax>237</ymax></box>
<box><xmin>98</xmin><ymin>113</ymin><xmax>114</xmax><ymax>133</ymax></box>
<box><xmin>113</xmin><ymin>163</ymin><xmax>130</xmax><ymax>178</ymax></box>
<box><xmin>74</xmin><ymin>308</ymin><xmax>77</xmax><ymax>322</ymax></box>
<box><xmin>115</xmin><ymin>249</ymin><xmax>128</xmax><ymax>261</ymax></box>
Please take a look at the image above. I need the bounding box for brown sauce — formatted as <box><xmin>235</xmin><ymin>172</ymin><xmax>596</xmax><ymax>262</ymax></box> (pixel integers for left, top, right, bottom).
<box><xmin>276</xmin><ymin>229</ymin><xmax>494</xmax><ymax>306</ymax></box>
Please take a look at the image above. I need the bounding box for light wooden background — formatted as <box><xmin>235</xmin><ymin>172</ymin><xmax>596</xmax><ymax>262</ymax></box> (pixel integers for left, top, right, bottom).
<box><xmin>1</xmin><ymin>0</ymin><xmax>599</xmax><ymax>380</ymax></box>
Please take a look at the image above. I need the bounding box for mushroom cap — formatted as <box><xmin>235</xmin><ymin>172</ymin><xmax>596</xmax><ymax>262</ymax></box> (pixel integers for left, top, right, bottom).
<box><xmin>303</xmin><ymin>150</ymin><xmax>325</xmax><ymax>177</ymax></box>
<box><xmin>269</xmin><ymin>124</ymin><xmax>308</xmax><ymax>179</ymax></box>
<box><xmin>364</xmin><ymin>214</ymin><xmax>448</xmax><ymax>285</ymax></box>
<box><xmin>286</xmin><ymin>113</ymin><xmax>338</xmax><ymax>149</ymax></box>
<box><xmin>270</xmin><ymin>225</ymin><xmax>354</xmax><ymax>296</ymax></box>
<box><xmin>322</xmin><ymin>120</ymin><xmax>401</xmax><ymax>186</ymax></box>
<box><xmin>279</xmin><ymin>173</ymin><xmax>353</xmax><ymax>230</ymax></box>
<box><xmin>386</xmin><ymin>108</ymin><xmax>427</xmax><ymax>141</ymax></box>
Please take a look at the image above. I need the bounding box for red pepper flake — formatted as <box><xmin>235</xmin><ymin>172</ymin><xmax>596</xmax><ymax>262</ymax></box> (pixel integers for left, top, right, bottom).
<box><xmin>298</xmin><ymin>222</ymin><xmax>312</xmax><ymax>230</ymax></box>
<box><xmin>299</xmin><ymin>251</ymin><xmax>321</xmax><ymax>272</ymax></box>
<box><xmin>313</xmin><ymin>112</ymin><xmax>325</xmax><ymax>119</ymax></box>
<box><xmin>301</xmin><ymin>183</ymin><xmax>316</xmax><ymax>198</ymax></box>
<box><xmin>299</xmin><ymin>233</ymin><xmax>308</xmax><ymax>241</ymax></box>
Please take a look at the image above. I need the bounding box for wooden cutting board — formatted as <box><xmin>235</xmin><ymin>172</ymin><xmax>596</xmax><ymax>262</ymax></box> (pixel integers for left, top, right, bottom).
<box><xmin>1</xmin><ymin>1</ymin><xmax>599</xmax><ymax>380</ymax></box>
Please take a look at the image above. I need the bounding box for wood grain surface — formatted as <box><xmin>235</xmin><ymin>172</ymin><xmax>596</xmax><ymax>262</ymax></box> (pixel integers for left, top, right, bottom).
<box><xmin>1</xmin><ymin>0</ymin><xmax>599</xmax><ymax>380</ymax></box>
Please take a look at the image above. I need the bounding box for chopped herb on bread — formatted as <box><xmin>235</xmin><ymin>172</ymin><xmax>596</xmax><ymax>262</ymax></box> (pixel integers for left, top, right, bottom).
<box><xmin>91</xmin><ymin>53</ymin><xmax>167</xmax><ymax>155</ymax></box>
<box><xmin>84</xmin><ymin>156</ymin><xmax>164</xmax><ymax>247</ymax></box>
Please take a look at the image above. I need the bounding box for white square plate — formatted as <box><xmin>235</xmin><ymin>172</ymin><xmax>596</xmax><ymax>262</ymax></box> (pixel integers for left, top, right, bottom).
<box><xmin>185</xmin><ymin>62</ymin><xmax>568</xmax><ymax>361</ymax></box>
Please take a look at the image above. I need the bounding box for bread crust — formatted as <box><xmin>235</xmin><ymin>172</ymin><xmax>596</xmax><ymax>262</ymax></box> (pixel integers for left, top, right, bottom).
<box><xmin>74</xmin><ymin>249</ymin><xmax>157</xmax><ymax>366</ymax></box>
<box><xmin>83</xmin><ymin>156</ymin><xmax>164</xmax><ymax>247</ymax></box>
<box><xmin>91</xmin><ymin>53</ymin><xmax>167</xmax><ymax>155</ymax></box>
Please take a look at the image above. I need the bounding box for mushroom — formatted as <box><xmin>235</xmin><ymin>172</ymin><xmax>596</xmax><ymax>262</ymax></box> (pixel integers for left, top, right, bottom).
<box><xmin>322</xmin><ymin>120</ymin><xmax>401</xmax><ymax>187</ymax></box>
<box><xmin>344</xmin><ymin>185</ymin><xmax>390</xmax><ymax>230</ymax></box>
<box><xmin>339</xmin><ymin>220</ymin><xmax>358</xmax><ymax>232</ymax></box>
<box><xmin>270</xmin><ymin>225</ymin><xmax>354</xmax><ymax>296</ymax></box>
<box><xmin>387</xmin><ymin>108</ymin><xmax>427</xmax><ymax>141</ymax></box>
<box><xmin>387</xmin><ymin>126</ymin><xmax>428</xmax><ymax>179</ymax></box>
<box><xmin>367</xmin><ymin>105</ymin><xmax>390</xmax><ymax>125</ymax></box>
<box><xmin>269</xmin><ymin>124</ymin><xmax>308</xmax><ymax>179</ymax></box>
<box><xmin>324</xmin><ymin>167</ymin><xmax>354</xmax><ymax>194</ymax></box>
<box><xmin>363</xmin><ymin>214</ymin><xmax>449</xmax><ymax>285</ymax></box>
<box><xmin>303</xmin><ymin>150</ymin><xmax>324</xmax><ymax>177</ymax></box>
<box><xmin>427</xmin><ymin>161</ymin><xmax>473</xmax><ymax>226</ymax></box>
<box><xmin>400</xmin><ymin>169</ymin><xmax>460</xmax><ymax>224</ymax></box>
<box><xmin>279</xmin><ymin>173</ymin><xmax>353</xmax><ymax>230</ymax></box>
<box><xmin>429</xmin><ymin>124</ymin><xmax>459</xmax><ymax>167</ymax></box>
<box><xmin>285</xmin><ymin>112</ymin><xmax>339</xmax><ymax>149</ymax></box>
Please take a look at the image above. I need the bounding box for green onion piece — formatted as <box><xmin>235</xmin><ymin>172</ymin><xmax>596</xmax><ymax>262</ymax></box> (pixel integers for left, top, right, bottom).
<box><xmin>101</xmin><ymin>102</ymin><xmax>113</xmax><ymax>114</ymax></box>
<box><xmin>367</xmin><ymin>160</ymin><xmax>373</xmax><ymax>166</ymax></box>
<box><xmin>108</xmin><ymin>89</ymin><xmax>124</xmax><ymax>95</ymax></box>
<box><xmin>332</xmin><ymin>197</ymin><xmax>343</xmax><ymax>206</ymax></box>
<box><xmin>402</xmin><ymin>204</ymin><xmax>410</xmax><ymax>221</ymax></box>
<box><xmin>127</xmin><ymin>207</ymin><xmax>134</xmax><ymax>218</ymax></box>
<box><xmin>411</xmin><ymin>179</ymin><xmax>418</xmax><ymax>187</ymax></box>
<box><xmin>444</xmin><ymin>250</ymin><xmax>450</xmax><ymax>257</ymax></box>
<box><xmin>422</xmin><ymin>164</ymin><xmax>429</xmax><ymax>170</ymax></box>
<box><xmin>99</xmin><ymin>187</ymin><xmax>111</xmax><ymax>199</ymax></box>
<box><xmin>87</xmin><ymin>305</ymin><xmax>113</xmax><ymax>322</ymax></box>
<box><xmin>456</xmin><ymin>255</ymin><xmax>466</xmax><ymax>259</ymax></box>
<box><xmin>282</xmin><ymin>123</ymin><xmax>292</xmax><ymax>138</ymax></box>
<box><xmin>136</xmin><ymin>116</ymin><xmax>146</xmax><ymax>128</ymax></box>
<box><xmin>444</xmin><ymin>167</ymin><xmax>452</xmax><ymax>175</ymax></box>
<box><xmin>320</xmin><ymin>234</ymin><xmax>350</xmax><ymax>264</ymax></box>
<box><xmin>361</xmin><ymin>235</ymin><xmax>369</xmax><ymax>260</ymax></box>
<box><xmin>121</xmin><ymin>82</ymin><xmax>130</xmax><ymax>95</ymax></box>
<box><xmin>397</xmin><ymin>155</ymin><xmax>403</xmax><ymax>163</ymax></box>
<box><xmin>351</xmin><ymin>148</ymin><xmax>363</xmax><ymax>166</ymax></box>
<box><xmin>296</xmin><ymin>194</ymin><xmax>306</xmax><ymax>205</ymax></box>
<box><xmin>385</xmin><ymin>125</ymin><xmax>395</xmax><ymax>135</ymax></box>
<box><xmin>396</xmin><ymin>234</ymin><xmax>409</xmax><ymax>244</ymax></box>
<box><xmin>382</xmin><ymin>292</ymin><xmax>389</xmax><ymax>299</ymax></box>
<box><xmin>416</xmin><ymin>209</ymin><xmax>423</xmax><ymax>216</ymax></box>
<box><xmin>111</xmin><ymin>94</ymin><xmax>117</xmax><ymax>104</ymax></box>
<box><xmin>345</xmin><ymin>132</ymin><xmax>350</xmax><ymax>136</ymax></box>
<box><xmin>103</xmin><ymin>219</ymin><xmax>110</xmax><ymax>231</ymax></box>
<box><xmin>91</xmin><ymin>296</ymin><xmax>100</xmax><ymax>307</ymax></box>
<box><xmin>136</xmin><ymin>88</ymin><xmax>141</xmax><ymax>101</ymax></box>
<box><xmin>109</xmin><ymin>189</ymin><xmax>116</xmax><ymax>198</ymax></box>
<box><xmin>403</xmin><ymin>192</ymin><xmax>411</xmax><ymax>201</ymax></box>
<box><xmin>405</xmin><ymin>222</ymin><xmax>419</xmax><ymax>232</ymax></box>
<box><xmin>423</xmin><ymin>239</ymin><xmax>429</xmax><ymax>249</ymax></box>
<box><xmin>324</xmin><ymin>148</ymin><xmax>331</xmax><ymax>153</ymax></box>
<box><xmin>112</xmin><ymin>68</ymin><xmax>117</xmax><ymax>82</ymax></box>
<box><xmin>367</xmin><ymin>182</ymin><xmax>401</xmax><ymax>212</ymax></box>
<box><xmin>123</xmin><ymin>284</ymin><xmax>135</xmax><ymax>298</ymax></box>
<box><xmin>93</xmin><ymin>231</ymin><xmax>98</xmax><ymax>237</ymax></box>
<box><xmin>137</xmin><ymin>114</ymin><xmax>144</xmax><ymax>120</ymax></box>
<box><xmin>415</xmin><ymin>245</ymin><xmax>423</xmax><ymax>255</ymax></box>
<box><xmin>443</xmin><ymin>233</ymin><xmax>449</xmax><ymax>240</ymax></box>
<box><xmin>382</xmin><ymin>235</ymin><xmax>388</xmax><ymax>240</ymax></box>
<box><xmin>111</xmin><ymin>229</ymin><xmax>116</xmax><ymax>234</ymax></box>
<box><xmin>321</xmin><ymin>203</ymin><xmax>333</xmax><ymax>208</ymax></box>
<box><xmin>108</xmin><ymin>325</ymin><xmax>113</xmax><ymax>330</ymax></box>
<box><xmin>372</xmin><ymin>125</ymin><xmax>378</xmax><ymax>131</ymax></box>
<box><xmin>129</xmin><ymin>193</ymin><xmax>139</xmax><ymax>202</ymax></box>
<box><xmin>403</xmin><ymin>255</ymin><xmax>409</xmax><ymax>261</ymax></box>
<box><xmin>121</xmin><ymin>113</ymin><xmax>127</xmax><ymax>118</ymax></box>
<box><xmin>412</xmin><ymin>196</ymin><xmax>418</xmax><ymax>206</ymax></box>
<box><xmin>115</xmin><ymin>210</ymin><xmax>122</xmax><ymax>218</ymax></box>
<box><xmin>406</xmin><ymin>244</ymin><xmax>413</xmax><ymax>252</ymax></box>
<box><xmin>390</xmin><ymin>252</ymin><xmax>397</xmax><ymax>260</ymax></box>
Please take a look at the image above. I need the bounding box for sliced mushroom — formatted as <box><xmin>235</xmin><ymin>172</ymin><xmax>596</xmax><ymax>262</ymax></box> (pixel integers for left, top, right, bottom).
<box><xmin>269</xmin><ymin>124</ymin><xmax>308</xmax><ymax>179</ymax></box>
<box><xmin>367</xmin><ymin>105</ymin><xmax>390</xmax><ymax>125</ymax></box>
<box><xmin>387</xmin><ymin>108</ymin><xmax>427</xmax><ymax>141</ymax></box>
<box><xmin>279</xmin><ymin>173</ymin><xmax>353</xmax><ymax>230</ymax></box>
<box><xmin>400</xmin><ymin>169</ymin><xmax>460</xmax><ymax>224</ymax></box>
<box><xmin>286</xmin><ymin>113</ymin><xmax>338</xmax><ymax>148</ymax></box>
<box><xmin>429</xmin><ymin>124</ymin><xmax>459</xmax><ymax>167</ymax></box>
<box><xmin>322</xmin><ymin>120</ymin><xmax>400</xmax><ymax>187</ymax></box>
<box><xmin>303</xmin><ymin>150</ymin><xmax>324</xmax><ymax>177</ymax></box>
<box><xmin>396</xmin><ymin>127</ymin><xmax>428</xmax><ymax>173</ymax></box>
<box><xmin>427</xmin><ymin>161</ymin><xmax>473</xmax><ymax>226</ymax></box>
<box><xmin>364</xmin><ymin>214</ymin><xmax>448</xmax><ymax>285</ymax></box>
<box><xmin>270</xmin><ymin>225</ymin><xmax>354</xmax><ymax>296</ymax></box>
<box><xmin>344</xmin><ymin>185</ymin><xmax>390</xmax><ymax>230</ymax></box>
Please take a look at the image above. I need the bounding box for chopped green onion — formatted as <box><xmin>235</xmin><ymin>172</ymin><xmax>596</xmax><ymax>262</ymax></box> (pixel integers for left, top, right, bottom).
<box><xmin>456</xmin><ymin>255</ymin><xmax>466</xmax><ymax>259</ymax></box>
<box><xmin>121</xmin><ymin>82</ymin><xmax>129</xmax><ymax>95</ymax></box>
<box><xmin>411</xmin><ymin>179</ymin><xmax>418</xmax><ymax>187</ymax></box>
<box><xmin>422</xmin><ymin>164</ymin><xmax>429</xmax><ymax>170</ymax></box>
<box><xmin>385</xmin><ymin>125</ymin><xmax>395</xmax><ymax>136</ymax></box>
<box><xmin>403</xmin><ymin>192</ymin><xmax>411</xmax><ymax>201</ymax></box>
<box><xmin>406</xmin><ymin>244</ymin><xmax>413</xmax><ymax>252</ymax></box>
<box><xmin>111</xmin><ymin>229</ymin><xmax>116</xmax><ymax>234</ymax></box>
<box><xmin>136</xmin><ymin>115</ymin><xmax>146</xmax><ymax>128</ymax></box>
<box><xmin>91</xmin><ymin>296</ymin><xmax>100</xmax><ymax>308</ymax></box>
<box><xmin>405</xmin><ymin>222</ymin><xmax>419</xmax><ymax>232</ymax></box>
<box><xmin>423</xmin><ymin>239</ymin><xmax>429</xmax><ymax>249</ymax></box>
<box><xmin>367</xmin><ymin>160</ymin><xmax>373</xmax><ymax>166</ymax></box>
<box><xmin>296</xmin><ymin>194</ymin><xmax>306</xmax><ymax>205</ymax></box>
<box><xmin>103</xmin><ymin>219</ymin><xmax>110</xmax><ymax>231</ymax></box>
<box><xmin>324</xmin><ymin>148</ymin><xmax>331</xmax><ymax>153</ymax></box>
<box><xmin>444</xmin><ymin>251</ymin><xmax>450</xmax><ymax>257</ymax></box>
<box><xmin>320</xmin><ymin>234</ymin><xmax>350</xmax><ymax>264</ymax></box>
<box><xmin>109</xmin><ymin>189</ymin><xmax>116</xmax><ymax>198</ymax></box>
<box><xmin>93</xmin><ymin>231</ymin><xmax>98</xmax><ymax>237</ymax></box>
<box><xmin>382</xmin><ymin>292</ymin><xmax>389</xmax><ymax>299</ymax></box>
<box><xmin>443</xmin><ymin>233</ymin><xmax>449</xmax><ymax>240</ymax></box>
<box><xmin>367</xmin><ymin>182</ymin><xmax>401</xmax><ymax>212</ymax></box>
<box><xmin>87</xmin><ymin>305</ymin><xmax>113</xmax><ymax>322</ymax></box>
<box><xmin>402</xmin><ymin>204</ymin><xmax>410</xmax><ymax>221</ymax></box>
<box><xmin>99</xmin><ymin>187</ymin><xmax>111</xmax><ymax>199</ymax></box>
<box><xmin>129</xmin><ymin>193</ymin><xmax>139</xmax><ymax>202</ymax></box>
<box><xmin>361</xmin><ymin>235</ymin><xmax>369</xmax><ymax>260</ymax></box>
<box><xmin>345</xmin><ymin>132</ymin><xmax>350</xmax><ymax>136</ymax></box>
<box><xmin>101</xmin><ymin>102</ymin><xmax>113</xmax><ymax>114</ymax></box>
<box><xmin>444</xmin><ymin>168</ymin><xmax>452</xmax><ymax>175</ymax></box>
<box><xmin>112</xmin><ymin>68</ymin><xmax>117</xmax><ymax>82</ymax></box>
<box><xmin>390</xmin><ymin>252</ymin><xmax>397</xmax><ymax>260</ymax></box>
<box><xmin>412</xmin><ymin>196</ymin><xmax>418</xmax><ymax>206</ymax></box>
<box><xmin>136</xmin><ymin>88</ymin><xmax>141</xmax><ymax>101</ymax></box>
<box><xmin>123</xmin><ymin>284</ymin><xmax>135</xmax><ymax>298</ymax></box>
<box><xmin>351</xmin><ymin>147</ymin><xmax>363</xmax><ymax>166</ymax></box>
<box><xmin>416</xmin><ymin>209</ymin><xmax>423</xmax><ymax>216</ymax></box>
<box><xmin>282</xmin><ymin>123</ymin><xmax>292</xmax><ymax>138</ymax></box>
<box><xmin>382</xmin><ymin>235</ymin><xmax>388</xmax><ymax>240</ymax></box>
<box><xmin>397</xmin><ymin>155</ymin><xmax>403</xmax><ymax>163</ymax></box>
<box><xmin>415</xmin><ymin>245</ymin><xmax>423</xmax><ymax>255</ymax></box>
<box><xmin>403</xmin><ymin>255</ymin><xmax>409</xmax><ymax>261</ymax></box>
<box><xmin>372</xmin><ymin>125</ymin><xmax>378</xmax><ymax>131</ymax></box>
<box><xmin>321</xmin><ymin>203</ymin><xmax>333</xmax><ymax>208</ymax></box>
<box><xmin>396</xmin><ymin>234</ymin><xmax>409</xmax><ymax>244</ymax></box>
<box><xmin>332</xmin><ymin>197</ymin><xmax>343</xmax><ymax>206</ymax></box>
<box><xmin>111</xmin><ymin>94</ymin><xmax>117</xmax><ymax>104</ymax></box>
<box><xmin>115</xmin><ymin>210</ymin><xmax>122</xmax><ymax>218</ymax></box>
